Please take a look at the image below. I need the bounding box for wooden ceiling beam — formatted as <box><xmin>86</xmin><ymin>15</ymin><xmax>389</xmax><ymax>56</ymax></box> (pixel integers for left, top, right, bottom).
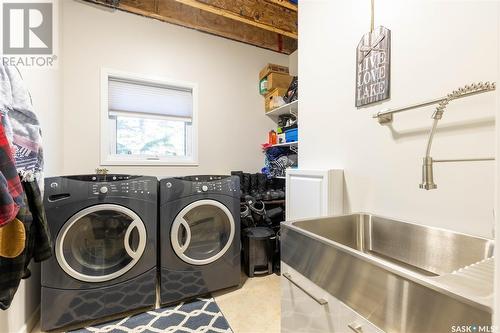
<box><xmin>176</xmin><ymin>0</ymin><xmax>297</xmax><ymax>38</ymax></box>
<box><xmin>83</xmin><ymin>0</ymin><xmax>297</xmax><ymax>54</ymax></box>
<box><xmin>156</xmin><ymin>0</ymin><xmax>297</xmax><ymax>51</ymax></box>
<box><xmin>265</xmin><ymin>0</ymin><xmax>297</xmax><ymax>12</ymax></box>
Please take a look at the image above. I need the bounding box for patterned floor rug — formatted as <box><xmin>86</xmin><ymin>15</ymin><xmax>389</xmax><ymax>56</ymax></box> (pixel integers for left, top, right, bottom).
<box><xmin>70</xmin><ymin>297</ymin><xmax>233</xmax><ymax>333</ymax></box>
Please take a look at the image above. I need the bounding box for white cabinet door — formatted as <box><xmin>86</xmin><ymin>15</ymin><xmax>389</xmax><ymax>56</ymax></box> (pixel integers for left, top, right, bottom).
<box><xmin>281</xmin><ymin>263</ymin><xmax>385</xmax><ymax>333</ymax></box>
<box><xmin>285</xmin><ymin>169</ymin><xmax>344</xmax><ymax>220</ymax></box>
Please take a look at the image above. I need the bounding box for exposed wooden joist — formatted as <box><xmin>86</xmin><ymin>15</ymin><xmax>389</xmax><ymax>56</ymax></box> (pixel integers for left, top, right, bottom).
<box><xmin>156</xmin><ymin>0</ymin><xmax>297</xmax><ymax>51</ymax></box>
<box><xmin>265</xmin><ymin>0</ymin><xmax>297</xmax><ymax>12</ymax></box>
<box><xmin>175</xmin><ymin>0</ymin><xmax>297</xmax><ymax>39</ymax></box>
<box><xmin>83</xmin><ymin>0</ymin><xmax>297</xmax><ymax>54</ymax></box>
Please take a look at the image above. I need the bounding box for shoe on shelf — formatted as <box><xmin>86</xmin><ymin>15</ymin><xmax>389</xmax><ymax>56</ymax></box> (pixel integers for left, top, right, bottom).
<box><xmin>240</xmin><ymin>204</ymin><xmax>255</xmax><ymax>228</ymax></box>
<box><xmin>269</xmin><ymin>190</ymin><xmax>280</xmax><ymax>200</ymax></box>
<box><xmin>266</xmin><ymin>207</ymin><xmax>283</xmax><ymax>220</ymax></box>
<box><xmin>257</xmin><ymin>173</ymin><xmax>267</xmax><ymax>197</ymax></box>
<box><xmin>249</xmin><ymin>174</ymin><xmax>262</xmax><ymax>200</ymax></box>
<box><xmin>249</xmin><ymin>200</ymin><xmax>266</xmax><ymax>223</ymax></box>
<box><xmin>241</xmin><ymin>173</ymin><xmax>251</xmax><ymax>198</ymax></box>
<box><xmin>231</xmin><ymin>171</ymin><xmax>244</xmax><ymax>197</ymax></box>
<box><xmin>262</xmin><ymin>191</ymin><xmax>273</xmax><ymax>201</ymax></box>
<box><xmin>244</xmin><ymin>195</ymin><xmax>256</xmax><ymax>206</ymax></box>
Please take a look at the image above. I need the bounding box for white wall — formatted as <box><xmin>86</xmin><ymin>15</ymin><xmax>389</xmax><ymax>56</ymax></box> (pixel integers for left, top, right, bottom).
<box><xmin>494</xmin><ymin>4</ymin><xmax>500</xmax><ymax>328</ymax></box>
<box><xmin>61</xmin><ymin>0</ymin><xmax>287</xmax><ymax>177</ymax></box>
<box><xmin>299</xmin><ymin>0</ymin><xmax>498</xmax><ymax>238</ymax></box>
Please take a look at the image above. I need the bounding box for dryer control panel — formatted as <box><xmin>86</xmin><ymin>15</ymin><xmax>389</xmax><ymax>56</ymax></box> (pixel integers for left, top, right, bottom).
<box><xmin>191</xmin><ymin>179</ymin><xmax>238</xmax><ymax>194</ymax></box>
<box><xmin>161</xmin><ymin>175</ymin><xmax>240</xmax><ymax>202</ymax></box>
<box><xmin>180</xmin><ymin>175</ymin><xmax>237</xmax><ymax>194</ymax></box>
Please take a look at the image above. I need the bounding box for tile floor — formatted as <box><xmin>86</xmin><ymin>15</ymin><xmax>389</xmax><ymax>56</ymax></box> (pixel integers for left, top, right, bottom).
<box><xmin>31</xmin><ymin>273</ymin><xmax>281</xmax><ymax>333</ymax></box>
<box><xmin>214</xmin><ymin>273</ymin><xmax>281</xmax><ymax>333</ymax></box>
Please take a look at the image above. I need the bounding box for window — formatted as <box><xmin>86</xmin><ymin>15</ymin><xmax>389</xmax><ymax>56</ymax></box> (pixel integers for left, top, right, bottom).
<box><xmin>101</xmin><ymin>69</ymin><xmax>197</xmax><ymax>165</ymax></box>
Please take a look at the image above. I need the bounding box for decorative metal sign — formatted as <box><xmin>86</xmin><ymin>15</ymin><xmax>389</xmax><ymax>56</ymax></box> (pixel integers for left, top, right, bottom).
<box><xmin>355</xmin><ymin>26</ymin><xmax>391</xmax><ymax>107</ymax></box>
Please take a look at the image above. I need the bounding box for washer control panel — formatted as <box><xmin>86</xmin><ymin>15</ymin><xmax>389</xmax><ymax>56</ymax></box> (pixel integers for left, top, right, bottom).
<box><xmin>89</xmin><ymin>176</ymin><xmax>155</xmax><ymax>197</ymax></box>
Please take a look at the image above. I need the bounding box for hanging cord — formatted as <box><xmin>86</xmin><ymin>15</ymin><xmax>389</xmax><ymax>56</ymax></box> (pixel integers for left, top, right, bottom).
<box><xmin>370</xmin><ymin>0</ymin><xmax>375</xmax><ymax>32</ymax></box>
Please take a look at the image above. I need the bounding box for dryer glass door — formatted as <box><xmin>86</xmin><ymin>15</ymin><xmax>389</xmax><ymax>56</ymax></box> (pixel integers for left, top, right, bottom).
<box><xmin>171</xmin><ymin>199</ymin><xmax>235</xmax><ymax>265</ymax></box>
<box><xmin>55</xmin><ymin>204</ymin><xmax>147</xmax><ymax>282</ymax></box>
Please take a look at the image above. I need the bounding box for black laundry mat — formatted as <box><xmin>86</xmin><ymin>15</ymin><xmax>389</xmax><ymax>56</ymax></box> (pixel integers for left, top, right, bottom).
<box><xmin>70</xmin><ymin>297</ymin><xmax>233</xmax><ymax>333</ymax></box>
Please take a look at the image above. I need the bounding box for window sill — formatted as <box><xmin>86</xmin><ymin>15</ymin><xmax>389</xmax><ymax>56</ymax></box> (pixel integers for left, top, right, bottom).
<box><xmin>101</xmin><ymin>158</ymin><xmax>199</xmax><ymax>166</ymax></box>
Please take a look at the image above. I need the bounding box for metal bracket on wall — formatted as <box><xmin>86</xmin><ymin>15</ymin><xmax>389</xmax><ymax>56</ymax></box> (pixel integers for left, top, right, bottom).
<box><xmin>376</xmin><ymin>113</ymin><xmax>392</xmax><ymax>124</ymax></box>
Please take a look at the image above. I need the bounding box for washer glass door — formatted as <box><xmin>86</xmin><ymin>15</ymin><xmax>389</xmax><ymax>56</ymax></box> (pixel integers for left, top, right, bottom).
<box><xmin>171</xmin><ymin>199</ymin><xmax>235</xmax><ymax>265</ymax></box>
<box><xmin>55</xmin><ymin>204</ymin><xmax>147</xmax><ymax>282</ymax></box>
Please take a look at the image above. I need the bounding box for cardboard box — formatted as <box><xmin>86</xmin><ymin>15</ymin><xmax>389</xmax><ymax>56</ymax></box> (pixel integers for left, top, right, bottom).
<box><xmin>260</xmin><ymin>73</ymin><xmax>293</xmax><ymax>96</ymax></box>
<box><xmin>259</xmin><ymin>63</ymin><xmax>289</xmax><ymax>81</ymax></box>
<box><xmin>265</xmin><ymin>87</ymin><xmax>288</xmax><ymax>112</ymax></box>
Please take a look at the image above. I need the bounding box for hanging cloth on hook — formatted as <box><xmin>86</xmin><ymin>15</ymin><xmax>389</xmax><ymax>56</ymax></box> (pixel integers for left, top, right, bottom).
<box><xmin>0</xmin><ymin>65</ymin><xmax>44</xmax><ymax>187</ymax></box>
<box><xmin>0</xmin><ymin>114</ymin><xmax>24</xmax><ymax>227</ymax></box>
<box><xmin>0</xmin><ymin>64</ymin><xmax>50</xmax><ymax>310</ymax></box>
<box><xmin>0</xmin><ymin>179</ymin><xmax>51</xmax><ymax>310</ymax></box>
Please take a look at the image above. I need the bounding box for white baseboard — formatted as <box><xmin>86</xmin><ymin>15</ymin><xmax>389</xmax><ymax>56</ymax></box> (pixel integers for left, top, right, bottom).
<box><xmin>17</xmin><ymin>306</ymin><xmax>40</xmax><ymax>333</ymax></box>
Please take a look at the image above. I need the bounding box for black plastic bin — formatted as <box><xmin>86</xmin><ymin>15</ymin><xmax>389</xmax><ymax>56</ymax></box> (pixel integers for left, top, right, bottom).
<box><xmin>242</xmin><ymin>227</ymin><xmax>275</xmax><ymax>277</ymax></box>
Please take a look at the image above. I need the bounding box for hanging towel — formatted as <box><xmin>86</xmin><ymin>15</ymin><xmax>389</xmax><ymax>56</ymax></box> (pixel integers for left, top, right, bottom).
<box><xmin>0</xmin><ymin>114</ymin><xmax>24</xmax><ymax>226</ymax></box>
<box><xmin>0</xmin><ymin>65</ymin><xmax>44</xmax><ymax>186</ymax></box>
<box><xmin>0</xmin><ymin>179</ymin><xmax>51</xmax><ymax>310</ymax></box>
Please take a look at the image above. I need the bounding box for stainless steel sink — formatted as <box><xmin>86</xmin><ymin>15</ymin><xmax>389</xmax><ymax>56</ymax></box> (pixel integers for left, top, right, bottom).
<box><xmin>293</xmin><ymin>214</ymin><xmax>494</xmax><ymax>276</ymax></box>
<box><xmin>281</xmin><ymin>213</ymin><xmax>495</xmax><ymax>333</ymax></box>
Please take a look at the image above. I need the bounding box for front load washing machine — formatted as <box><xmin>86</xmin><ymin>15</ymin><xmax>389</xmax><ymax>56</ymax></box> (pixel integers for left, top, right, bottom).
<box><xmin>159</xmin><ymin>175</ymin><xmax>240</xmax><ymax>304</ymax></box>
<box><xmin>41</xmin><ymin>174</ymin><xmax>157</xmax><ymax>331</ymax></box>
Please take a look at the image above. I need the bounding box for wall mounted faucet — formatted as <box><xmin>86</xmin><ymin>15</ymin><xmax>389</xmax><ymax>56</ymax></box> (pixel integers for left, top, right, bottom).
<box><xmin>373</xmin><ymin>81</ymin><xmax>496</xmax><ymax>190</ymax></box>
<box><xmin>419</xmin><ymin>82</ymin><xmax>496</xmax><ymax>190</ymax></box>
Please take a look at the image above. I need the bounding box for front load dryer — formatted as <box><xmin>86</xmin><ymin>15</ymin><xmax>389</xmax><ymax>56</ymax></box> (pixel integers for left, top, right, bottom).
<box><xmin>41</xmin><ymin>174</ymin><xmax>157</xmax><ymax>331</ymax></box>
<box><xmin>159</xmin><ymin>175</ymin><xmax>241</xmax><ymax>305</ymax></box>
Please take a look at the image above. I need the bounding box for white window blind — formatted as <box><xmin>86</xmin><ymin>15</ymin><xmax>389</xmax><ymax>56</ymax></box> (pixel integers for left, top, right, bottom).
<box><xmin>101</xmin><ymin>70</ymin><xmax>197</xmax><ymax>165</ymax></box>
<box><xmin>108</xmin><ymin>77</ymin><xmax>193</xmax><ymax>120</ymax></box>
